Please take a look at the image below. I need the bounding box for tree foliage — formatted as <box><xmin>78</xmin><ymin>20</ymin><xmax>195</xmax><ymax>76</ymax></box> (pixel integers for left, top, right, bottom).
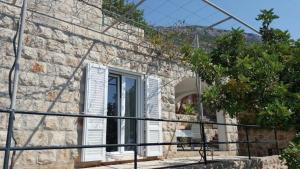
<box><xmin>102</xmin><ymin>0</ymin><xmax>147</xmax><ymax>27</ymax></box>
<box><xmin>102</xmin><ymin>0</ymin><xmax>188</xmax><ymax>59</ymax></box>
<box><xmin>280</xmin><ymin>133</ymin><xmax>300</xmax><ymax>169</ymax></box>
<box><xmin>182</xmin><ymin>9</ymin><xmax>300</xmax><ymax>128</ymax></box>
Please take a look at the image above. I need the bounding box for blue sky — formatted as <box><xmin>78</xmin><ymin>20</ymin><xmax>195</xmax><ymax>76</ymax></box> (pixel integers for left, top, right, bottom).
<box><xmin>134</xmin><ymin>0</ymin><xmax>300</xmax><ymax>39</ymax></box>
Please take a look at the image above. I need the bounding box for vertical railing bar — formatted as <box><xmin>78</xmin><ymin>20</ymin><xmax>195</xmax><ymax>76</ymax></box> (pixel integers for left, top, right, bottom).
<box><xmin>3</xmin><ymin>110</ymin><xmax>15</xmax><ymax>169</ymax></box>
<box><xmin>3</xmin><ymin>0</ymin><xmax>28</xmax><ymax>168</ymax></box>
<box><xmin>245</xmin><ymin>126</ymin><xmax>251</xmax><ymax>159</ymax></box>
<box><xmin>274</xmin><ymin>127</ymin><xmax>279</xmax><ymax>155</ymax></box>
<box><xmin>134</xmin><ymin>118</ymin><xmax>138</xmax><ymax>169</ymax></box>
<box><xmin>200</xmin><ymin>122</ymin><xmax>207</xmax><ymax>165</ymax></box>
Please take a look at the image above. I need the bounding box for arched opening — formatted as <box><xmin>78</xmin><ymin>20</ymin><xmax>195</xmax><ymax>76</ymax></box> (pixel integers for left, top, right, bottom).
<box><xmin>175</xmin><ymin>77</ymin><xmax>216</xmax><ymax>121</ymax></box>
<box><xmin>174</xmin><ymin>77</ymin><xmax>219</xmax><ymax>152</ymax></box>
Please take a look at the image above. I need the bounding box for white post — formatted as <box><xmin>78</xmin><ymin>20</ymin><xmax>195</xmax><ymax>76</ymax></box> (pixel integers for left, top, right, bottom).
<box><xmin>216</xmin><ymin>111</ymin><xmax>228</xmax><ymax>151</ymax></box>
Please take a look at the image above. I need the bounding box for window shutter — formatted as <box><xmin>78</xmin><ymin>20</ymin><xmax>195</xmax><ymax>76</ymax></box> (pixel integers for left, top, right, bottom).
<box><xmin>145</xmin><ymin>75</ymin><xmax>163</xmax><ymax>157</ymax></box>
<box><xmin>82</xmin><ymin>63</ymin><xmax>108</xmax><ymax>162</ymax></box>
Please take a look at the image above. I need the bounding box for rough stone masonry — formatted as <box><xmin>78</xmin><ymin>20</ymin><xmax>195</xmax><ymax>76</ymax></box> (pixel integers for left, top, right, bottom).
<box><xmin>0</xmin><ymin>0</ymin><xmax>195</xmax><ymax>168</ymax></box>
<box><xmin>0</xmin><ymin>0</ymin><xmax>238</xmax><ymax>168</ymax></box>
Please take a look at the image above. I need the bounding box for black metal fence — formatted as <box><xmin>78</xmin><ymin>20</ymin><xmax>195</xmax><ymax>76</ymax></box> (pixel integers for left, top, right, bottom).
<box><xmin>0</xmin><ymin>108</ymin><xmax>279</xmax><ymax>169</ymax></box>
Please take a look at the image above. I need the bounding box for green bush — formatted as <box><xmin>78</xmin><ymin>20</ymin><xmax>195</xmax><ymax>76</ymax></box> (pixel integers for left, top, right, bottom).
<box><xmin>280</xmin><ymin>133</ymin><xmax>300</xmax><ymax>169</ymax></box>
<box><xmin>183</xmin><ymin>103</ymin><xmax>196</xmax><ymax>115</ymax></box>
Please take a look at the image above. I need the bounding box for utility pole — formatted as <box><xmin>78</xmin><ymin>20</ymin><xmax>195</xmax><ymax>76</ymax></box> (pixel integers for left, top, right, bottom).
<box><xmin>3</xmin><ymin>0</ymin><xmax>28</xmax><ymax>168</ymax></box>
<box><xmin>194</xmin><ymin>34</ymin><xmax>204</xmax><ymax>121</ymax></box>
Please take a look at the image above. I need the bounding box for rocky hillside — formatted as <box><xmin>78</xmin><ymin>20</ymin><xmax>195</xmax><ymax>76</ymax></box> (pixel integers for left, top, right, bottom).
<box><xmin>156</xmin><ymin>25</ymin><xmax>261</xmax><ymax>49</ymax></box>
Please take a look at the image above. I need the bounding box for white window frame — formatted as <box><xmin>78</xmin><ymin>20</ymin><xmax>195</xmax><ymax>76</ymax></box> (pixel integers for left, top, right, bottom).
<box><xmin>106</xmin><ymin>68</ymin><xmax>144</xmax><ymax>157</ymax></box>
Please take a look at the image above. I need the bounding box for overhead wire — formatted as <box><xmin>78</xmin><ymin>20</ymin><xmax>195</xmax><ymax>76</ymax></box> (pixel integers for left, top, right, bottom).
<box><xmin>0</xmin><ymin>0</ymin><xmax>189</xmax><ymax>70</ymax></box>
<box><xmin>149</xmin><ymin>0</ymin><xmax>194</xmax><ymax>26</ymax></box>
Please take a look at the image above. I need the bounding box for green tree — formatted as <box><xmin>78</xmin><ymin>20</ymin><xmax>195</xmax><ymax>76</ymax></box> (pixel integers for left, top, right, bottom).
<box><xmin>102</xmin><ymin>0</ymin><xmax>186</xmax><ymax>59</ymax></box>
<box><xmin>102</xmin><ymin>0</ymin><xmax>147</xmax><ymax>27</ymax></box>
<box><xmin>182</xmin><ymin>9</ymin><xmax>300</xmax><ymax>129</ymax></box>
<box><xmin>280</xmin><ymin>133</ymin><xmax>300</xmax><ymax>169</ymax></box>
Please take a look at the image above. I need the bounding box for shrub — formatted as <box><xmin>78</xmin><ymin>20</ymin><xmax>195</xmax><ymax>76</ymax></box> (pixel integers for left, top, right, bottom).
<box><xmin>280</xmin><ymin>133</ymin><xmax>300</xmax><ymax>169</ymax></box>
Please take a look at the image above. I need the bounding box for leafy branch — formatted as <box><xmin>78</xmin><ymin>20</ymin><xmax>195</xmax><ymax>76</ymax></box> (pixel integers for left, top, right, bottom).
<box><xmin>182</xmin><ymin>9</ymin><xmax>300</xmax><ymax>129</ymax></box>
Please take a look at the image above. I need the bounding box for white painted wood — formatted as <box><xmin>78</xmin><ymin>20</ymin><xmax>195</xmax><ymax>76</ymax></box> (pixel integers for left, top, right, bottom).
<box><xmin>216</xmin><ymin>111</ymin><xmax>228</xmax><ymax>150</ymax></box>
<box><xmin>145</xmin><ymin>75</ymin><xmax>162</xmax><ymax>157</ymax></box>
<box><xmin>120</xmin><ymin>76</ymin><xmax>126</xmax><ymax>153</ymax></box>
<box><xmin>82</xmin><ymin>63</ymin><xmax>108</xmax><ymax>162</ymax></box>
<box><xmin>191</xmin><ymin>124</ymin><xmax>202</xmax><ymax>139</ymax></box>
<box><xmin>176</xmin><ymin>130</ymin><xmax>192</xmax><ymax>138</ymax></box>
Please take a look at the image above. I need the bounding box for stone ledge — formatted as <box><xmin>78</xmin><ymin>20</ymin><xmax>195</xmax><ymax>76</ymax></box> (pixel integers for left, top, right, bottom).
<box><xmin>82</xmin><ymin>155</ymin><xmax>286</xmax><ymax>169</ymax></box>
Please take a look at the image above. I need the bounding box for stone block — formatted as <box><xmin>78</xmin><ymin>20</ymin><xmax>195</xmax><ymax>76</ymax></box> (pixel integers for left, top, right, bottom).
<box><xmin>49</xmin><ymin>102</ymin><xmax>67</xmax><ymax>113</ymax></box>
<box><xmin>0</xmin><ymin>113</ymin><xmax>8</xmax><ymax>129</ymax></box>
<box><xmin>66</xmin><ymin>131</ymin><xmax>77</xmax><ymax>145</ymax></box>
<box><xmin>31</xmin><ymin>131</ymin><xmax>49</xmax><ymax>146</ymax></box>
<box><xmin>23</xmin><ymin>115</ymin><xmax>44</xmax><ymax>130</ymax></box>
<box><xmin>47</xmin><ymin>39</ymin><xmax>64</xmax><ymax>52</ymax></box>
<box><xmin>64</xmin><ymin>43</ymin><xmax>74</xmax><ymax>54</ymax></box>
<box><xmin>37</xmin><ymin>150</ymin><xmax>56</xmax><ymax>165</ymax></box>
<box><xmin>58</xmin><ymin>65</ymin><xmax>73</xmax><ymax>79</ymax></box>
<box><xmin>66</xmin><ymin>103</ymin><xmax>80</xmax><ymax>113</ymax></box>
<box><xmin>44</xmin><ymin>116</ymin><xmax>59</xmax><ymax>130</ymax></box>
<box><xmin>74</xmin><ymin>48</ymin><xmax>88</xmax><ymax>58</ymax></box>
<box><xmin>56</xmin><ymin>149</ymin><xmax>70</xmax><ymax>162</ymax></box>
<box><xmin>69</xmin><ymin>35</ymin><xmax>82</xmax><ymax>46</ymax></box>
<box><xmin>59</xmin><ymin>118</ymin><xmax>76</xmax><ymax>131</ymax></box>
<box><xmin>53</xmin><ymin>30</ymin><xmax>69</xmax><ymax>43</ymax></box>
<box><xmin>31</xmin><ymin>62</ymin><xmax>47</xmax><ymax>73</ymax></box>
<box><xmin>53</xmin><ymin>77</ymin><xmax>66</xmax><ymax>87</ymax></box>
<box><xmin>60</xmin><ymin>91</ymin><xmax>74</xmax><ymax>103</ymax></box>
<box><xmin>31</xmin><ymin>100</ymin><xmax>50</xmax><ymax>112</ymax></box>
<box><xmin>19</xmin><ymin>150</ymin><xmax>37</xmax><ymax>165</ymax></box>
<box><xmin>25</xmin><ymin>35</ymin><xmax>47</xmax><ymax>49</ymax></box>
<box><xmin>0</xmin><ymin>27</ymin><xmax>15</xmax><ymax>41</ymax></box>
<box><xmin>15</xmin><ymin>99</ymin><xmax>33</xmax><ymax>111</ymax></box>
<box><xmin>37</xmin><ymin>25</ymin><xmax>53</xmax><ymax>39</ymax></box>
<box><xmin>0</xmin><ymin>54</ymin><xmax>14</xmax><ymax>69</ymax></box>
<box><xmin>19</xmin><ymin>72</ymin><xmax>40</xmax><ymax>86</ymax></box>
<box><xmin>48</xmin><ymin>131</ymin><xmax>65</xmax><ymax>145</ymax></box>
<box><xmin>46</xmin><ymin>91</ymin><xmax>58</xmax><ymax>102</ymax></box>
<box><xmin>52</xmin><ymin>52</ymin><xmax>66</xmax><ymax>65</ymax></box>
<box><xmin>37</xmin><ymin>49</ymin><xmax>52</xmax><ymax>62</ymax></box>
<box><xmin>0</xmin><ymin>130</ymin><xmax>7</xmax><ymax>145</ymax></box>
<box><xmin>39</xmin><ymin>75</ymin><xmax>54</xmax><ymax>88</ymax></box>
<box><xmin>65</xmin><ymin>56</ymin><xmax>80</xmax><ymax>68</ymax></box>
<box><xmin>0</xmin><ymin>15</ymin><xmax>14</xmax><ymax>28</ymax></box>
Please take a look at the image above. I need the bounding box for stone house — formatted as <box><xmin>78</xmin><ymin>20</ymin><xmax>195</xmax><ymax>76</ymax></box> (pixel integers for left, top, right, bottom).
<box><xmin>0</xmin><ymin>0</ymin><xmax>239</xmax><ymax>168</ymax></box>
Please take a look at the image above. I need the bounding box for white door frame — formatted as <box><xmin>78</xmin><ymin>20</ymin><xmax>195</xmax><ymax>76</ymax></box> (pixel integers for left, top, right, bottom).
<box><xmin>106</xmin><ymin>69</ymin><xmax>144</xmax><ymax>156</ymax></box>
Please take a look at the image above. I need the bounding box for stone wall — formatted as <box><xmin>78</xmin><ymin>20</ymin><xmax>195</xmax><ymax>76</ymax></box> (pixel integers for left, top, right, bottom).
<box><xmin>168</xmin><ymin>156</ymin><xmax>287</xmax><ymax>169</ymax></box>
<box><xmin>238</xmin><ymin>128</ymin><xmax>296</xmax><ymax>157</ymax></box>
<box><xmin>216</xmin><ymin>111</ymin><xmax>238</xmax><ymax>154</ymax></box>
<box><xmin>175</xmin><ymin>114</ymin><xmax>218</xmax><ymax>143</ymax></box>
<box><xmin>0</xmin><ymin>0</ymin><xmax>194</xmax><ymax>168</ymax></box>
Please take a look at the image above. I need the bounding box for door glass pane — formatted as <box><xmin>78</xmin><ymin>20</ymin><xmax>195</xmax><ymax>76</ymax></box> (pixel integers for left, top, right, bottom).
<box><xmin>124</xmin><ymin>77</ymin><xmax>137</xmax><ymax>151</ymax></box>
<box><xmin>106</xmin><ymin>75</ymin><xmax>119</xmax><ymax>152</ymax></box>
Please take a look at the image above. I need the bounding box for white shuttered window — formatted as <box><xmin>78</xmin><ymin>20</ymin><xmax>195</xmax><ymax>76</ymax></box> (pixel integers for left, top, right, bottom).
<box><xmin>82</xmin><ymin>64</ymin><xmax>163</xmax><ymax>161</ymax></box>
<box><xmin>82</xmin><ymin>63</ymin><xmax>108</xmax><ymax>161</ymax></box>
<box><xmin>145</xmin><ymin>75</ymin><xmax>163</xmax><ymax>157</ymax></box>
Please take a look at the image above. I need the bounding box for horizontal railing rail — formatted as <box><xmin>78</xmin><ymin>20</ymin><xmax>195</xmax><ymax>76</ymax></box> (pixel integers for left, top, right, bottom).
<box><xmin>0</xmin><ymin>141</ymin><xmax>277</xmax><ymax>151</ymax></box>
<box><xmin>0</xmin><ymin>108</ymin><xmax>279</xmax><ymax>169</ymax></box>
<box><xmin>0</xmin><ymin>108</ymin><xmax>261</xmax><ymax>127</ymax></box>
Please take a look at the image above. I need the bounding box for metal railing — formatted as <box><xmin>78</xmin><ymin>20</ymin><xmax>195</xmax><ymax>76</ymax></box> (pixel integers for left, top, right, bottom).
<box><xmin>0</xmin><ymin>108</ymin><xmax>279</xmax><ymax>169</ymax></box>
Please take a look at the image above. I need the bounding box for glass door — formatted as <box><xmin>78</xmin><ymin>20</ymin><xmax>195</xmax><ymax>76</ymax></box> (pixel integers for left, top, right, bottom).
<box><xmin>106</xmin><ymin>73</ymin><xmax>139</xmax><ymax>154</ymax></box>
<box><xmin>106</xmin><ymin>75</ymin><xmax>120</xmax><ymax>152</ymax></box>
<box><xmin>123</xmin><ymin>77</ymin><xmax>137</xmax><ymax>152</ymax></box>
